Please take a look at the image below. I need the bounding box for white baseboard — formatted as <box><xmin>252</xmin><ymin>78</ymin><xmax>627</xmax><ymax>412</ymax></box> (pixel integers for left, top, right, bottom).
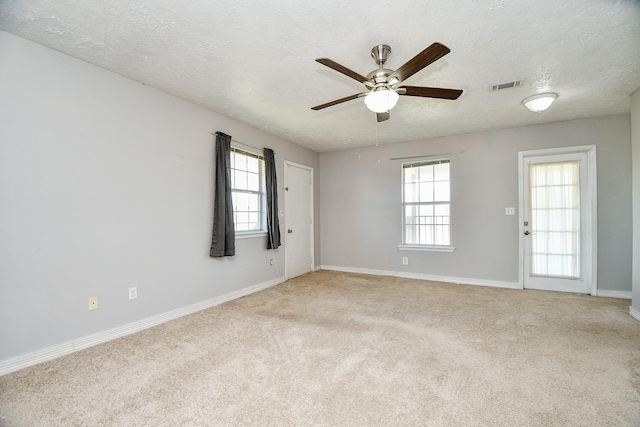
<box><xmin>321</xmin><ymin>265</ymin><xmax>637</xmax><ymax>300</ymax></box>
<box><xmin>320</xmin><ymin>265</ymin><xmax>521</xmax><ymax>290</ymax></box>
<box><xmin>630</xmin><ymin>306</ymin><xmax>640</xmax><ymax>323</ymax></box>
<box><xmin>0</xmin><ymin>276</ymin><xmax>286</xmax><ymax>377</ymax></box>
<box><xmin>596</xmin><ymin>290</ymin><xmax>632</xmax><ymax>299</ymax></box>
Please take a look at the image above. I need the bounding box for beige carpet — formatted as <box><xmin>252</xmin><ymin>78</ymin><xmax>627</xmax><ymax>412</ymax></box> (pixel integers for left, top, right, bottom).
<box><xmin>1</xmin><ymin>271</ymin><xmax>639</xmax><ymax>426</ymax></box>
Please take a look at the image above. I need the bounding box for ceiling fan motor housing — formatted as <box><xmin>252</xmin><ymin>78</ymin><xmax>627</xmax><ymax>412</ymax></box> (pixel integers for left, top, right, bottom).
<box><xmin>367</xmin><ymin>44</ymin><xmax>395</xmax><ymax>87</ymax></box>
<box><xmin>366</xmin><ymin>68</ymin><xmax>394</xmax><ymax>85</ymax></box>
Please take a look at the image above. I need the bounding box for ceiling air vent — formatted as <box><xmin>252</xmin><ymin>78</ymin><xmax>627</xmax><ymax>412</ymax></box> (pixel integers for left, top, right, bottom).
<box><xmin>491</xmin><ymin>80</ymin><xmax>524</xmax><ymax>91</ymax></box>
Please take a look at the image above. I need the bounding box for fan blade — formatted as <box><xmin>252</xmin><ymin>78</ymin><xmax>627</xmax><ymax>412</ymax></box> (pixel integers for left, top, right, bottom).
<box><xmin>377</xmin><ymin>112</ymin><xmax>390</xmax><ymax>122</ymax></box>
<box><xmin>311</xmin><ymin>93</ymin><xmax>365</xmax><ymax>110</ymax></box>
<box><xmin>389</xmin><ymin>43</ymin><xmax>450</xmax><ymax>84</ymax></box>
<box><xmin>316</xmin><ymin>58</ymin><xmax>369</xmax><ymax>83</ymax></box>
<box><xmin>399</xmin><ymin>86</ymin><xmax>463</xmax><ymax>100</ymax></box>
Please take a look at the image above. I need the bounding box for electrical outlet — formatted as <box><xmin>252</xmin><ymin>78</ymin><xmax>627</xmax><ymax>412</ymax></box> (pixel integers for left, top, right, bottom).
<box><xmin>402</xmin><ymin>257</ymin><xmax>408</xmax><ymax>265</ymax></box>
<box><xmin>505</xmin><ymin>207</ymin><xmax>515</xmax><ymax>216</ymax></box>
<box><xmin>269</xmin><ymin>259</ymin><xmax>274</xmax><ymax>266</ymax></box>
<box><xmin>88</xmin><ymin>296</ymin><xmax>98</xmax><ymax>311</ymax></box>
<box><xmin>129</xmin><ymin>287</ymin><xmax>137</xmax><ymax>300</ymax></box>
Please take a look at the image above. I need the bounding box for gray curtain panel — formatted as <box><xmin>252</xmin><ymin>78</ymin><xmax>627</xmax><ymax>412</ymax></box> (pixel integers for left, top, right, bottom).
<box><xmin>210</xmin><ymin>132</ymin><xmax>235</xmax><ymax>257</ymax></box>
<box><xmin>264</xmin><ymin>148</ymin><xmax>281</xmax><ymax>249</ymax></box>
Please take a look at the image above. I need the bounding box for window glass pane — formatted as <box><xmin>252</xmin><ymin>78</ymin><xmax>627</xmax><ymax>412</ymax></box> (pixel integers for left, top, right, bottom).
<box><xmin>421</xmin><ymin>225</ymin><xmax>432</xmax><ymax>244</ymax></box>
<box><xmin>236</xmin><ymin>209</ymin><xmax>249</xmax><ymax>231</ymax></box>
<box><xmin>420</xmin><ymin>165</ymin><xmax>434</xmax><ymax>182</ymax></box>
<box><xmin>231</xmin><ymin>192</ymin><xmax>237</xmax><ymax>209</ymax></box>
<box><xmin>434</xmin><ymin>163</ymin><xmax>449</xmax><ymax>181</ymax></box>
<box><xmin>419</xmin><ymin>182</ymin><xmax>434</xmax><ymax>202</ymax></box>
<box><xmin>237</xmin><ymin>211</ymin><xmax>249</xmax><ymax>225</ymax></box>
<box><xmin>247</xmin><ymin>172</ymin><xmax>260</xmax><ymax>191</ymax></box>
<box><xmin>419</xmin><ymin>204</ymin><xmax>433</xmax><ymax>217</ymax></box>
<box><xmin>405</xmin><ymin>168</ymin><xmax>419</xmax><ymax>183</ymax></box>
<box><xmin>434</xmin><ymin>181</ymin><xmax>449</xmax><ymax>202</ymax></box>
<box><xmin>434</xmin><ymin>204</ymin><xmax>449</xmax><ymax>217</ymax></box>
<box><xmin>405</xmin><ymin>205</ymin><xmax>418</xmax><ymax>224</ymax></box>
<box><xmin>434</xmin><ymin>225</ymin><xmax>450</xmax><ymax>245</ymax></box>
<box><xmin>238</xmin><ymin>153</ymin><xmax>247</xmax><ymax>170</ymax></box>
<box><xmin>405</xmin><ymin>183</ymin><xmax>418</xmax><ymax>203</ymax></box>
<box><xmin>246</xmin><ymin>156</ymin><xmax>260</xmax><ymax>173</ymax></box>
<box><xmin>249</xmin><ymin>212</ymin><xmax>260</xmax><ymax>229</ymax></box>
<box><xmin>248</xmin><ymin>194</ymin><xmax>259</xmax><ymax>211</ymax></box>
<box><xmin>234</xmin><ymin>170</ymin><xmax>247</xmax><ymax>190</ymax></box>
<box><xmin>236</xmin><ymin>192</ymin><xmax>250</xmax><ymax>211</ymax></box>
<box><xmin>405</xmin><ymin>225</ymin><xmax>417</xmax><ymax>244</ymax></box>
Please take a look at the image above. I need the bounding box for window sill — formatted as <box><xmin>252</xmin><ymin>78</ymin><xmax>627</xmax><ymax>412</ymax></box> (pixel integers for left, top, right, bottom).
<box><xmin>236</xmin><ymin>231</ymin><xmax>267</xmax><ymax>240</ymax></box>
<box><xmin>398</xmin><ymin>244</ymin><xmax>456</xmax><ymax>253</ymax></box>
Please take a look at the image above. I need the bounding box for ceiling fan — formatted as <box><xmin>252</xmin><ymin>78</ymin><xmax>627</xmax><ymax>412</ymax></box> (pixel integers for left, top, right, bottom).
<box><xmin>312</xmin><ymin>43</ymin><xmax>463</xmax><ymax>122</ymax></box>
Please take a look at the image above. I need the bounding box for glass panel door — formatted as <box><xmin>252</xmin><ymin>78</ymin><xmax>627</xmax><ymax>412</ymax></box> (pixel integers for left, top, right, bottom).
<box><xmin>522</xmin><ymin>152</ymin><xmax>591</xmax><ymax>294</ymax></box>
<box><xmin>529</xmin><ymin>161</ymin><xmax>580</xmax><ymax>279</ymax></box>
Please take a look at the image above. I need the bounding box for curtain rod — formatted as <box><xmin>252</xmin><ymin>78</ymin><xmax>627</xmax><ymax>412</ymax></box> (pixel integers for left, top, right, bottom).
<box><xmin>210</xmin><ymin>132</ymin><xmax>274</xmax><ymax>155</ymax></box>
<box><xmin>389</xmin><ymin>151</ymin><xmax>463</xmax><ymax>161</ymax></box>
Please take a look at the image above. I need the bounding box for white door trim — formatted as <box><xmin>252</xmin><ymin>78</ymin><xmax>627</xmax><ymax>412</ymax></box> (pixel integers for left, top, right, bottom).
<box><xmin>518</xmin><ymin>145</ymin><xmax>597</xmax><ymax>295</ymax></box>
<box><xmin>284</xmin><ymin>160</ymin><xmax>314</xmax><ymax>280</ymax></box>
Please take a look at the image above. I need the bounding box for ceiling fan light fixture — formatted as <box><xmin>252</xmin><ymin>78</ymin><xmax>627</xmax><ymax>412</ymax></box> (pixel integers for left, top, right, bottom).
<box><xmin>364</xmin><ymin>88</ymin><xmax>400</xmax><ymax>113</ymax></box>
<box><xmin>522</xmin><ymin>92</ymin><xmax>557</xmax><ymax>113</ymax></box>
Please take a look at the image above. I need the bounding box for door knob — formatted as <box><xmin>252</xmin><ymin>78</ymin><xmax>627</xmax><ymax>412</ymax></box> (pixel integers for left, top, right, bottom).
<box><xmin>524</xmin><ymin>230</ymin><xmax>531</xmax><ymax>235</ymax></box>
<box><xmin>288</xmin><ymin>229</ymin><xmax>293</xmax><ymax>233</ymax></box>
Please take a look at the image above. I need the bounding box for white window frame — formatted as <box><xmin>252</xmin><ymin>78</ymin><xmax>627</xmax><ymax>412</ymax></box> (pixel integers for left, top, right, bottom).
<box><xmin>398</xmin><ymin>158</ymin><xmax>455</xmax><ymax>253</ymax></box>
<box><xmin>230</xmin><ymin>146</ymin><xmax>267</xmax><ymax>238</ymax></box>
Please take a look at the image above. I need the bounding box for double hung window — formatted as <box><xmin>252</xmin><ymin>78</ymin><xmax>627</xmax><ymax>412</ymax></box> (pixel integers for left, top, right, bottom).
<box><xmin>402</xmin><ymin>159</ymin><xmax>451</xmax><ymax>247</ymax></box>
<box><xmin>230</xmin><ymin>148</ymin><xmax>266</xmax><ymax>233</ymax></box>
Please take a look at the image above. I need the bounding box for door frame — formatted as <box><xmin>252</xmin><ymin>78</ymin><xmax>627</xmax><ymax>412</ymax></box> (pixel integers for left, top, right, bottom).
<box><xmin>518</xmin><ymin>145</ymin><xmax>597</xmax><ymax>295</ymax></box>
<box><xmin>284</xmin><ymin>160</ymin><xmax>314</xmax><ymax>280</ymax></box>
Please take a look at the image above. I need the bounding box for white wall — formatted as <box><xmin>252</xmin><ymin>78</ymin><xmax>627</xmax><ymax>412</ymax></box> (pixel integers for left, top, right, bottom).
<box><xmin>631</xmin><ymin>89</ymin><xmax>640</xmax><ymax>316</ymax></box>
<box><xmin>0</xmin><ymin>31</ymin><xmax>320</xmax><ymax>362</ymax></box>
<box><xmin>320</xmin><ymin>115</ymin><xmax>632</xmax><ymax>292</ymax></box>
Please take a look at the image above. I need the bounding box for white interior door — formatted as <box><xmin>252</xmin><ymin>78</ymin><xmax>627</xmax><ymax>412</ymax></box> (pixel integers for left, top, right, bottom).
<box><xmin>520</xmin><ymin>147</ymin><xmax>596</xmax><ymax>294</ymax></box>
<box><xmin>285</xmin><ymin>162</ymin><xmax>314</xmax><ymax>279</ymax></box>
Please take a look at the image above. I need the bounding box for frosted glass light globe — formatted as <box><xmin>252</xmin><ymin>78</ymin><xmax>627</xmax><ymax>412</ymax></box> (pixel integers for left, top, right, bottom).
<box><xmin>522</xmin><ymin>93</ymin><xmax>557</xmax><ymax>112</ymax></box>
<box><xmin>364</xmin><ymin>89</ymin><xmax>400</xmax><ymax>113</ymax></box>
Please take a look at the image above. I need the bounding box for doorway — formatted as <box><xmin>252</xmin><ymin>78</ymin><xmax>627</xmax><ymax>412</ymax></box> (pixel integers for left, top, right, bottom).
<box><xmin>284</xmin><ymin>161</ymin><xmax>314</xmax><ymax>279</ymax></box>
<box><xmin>518</xmin><ymin>146</ymin><xmax>597</xmax><ymax>294</ymax></box>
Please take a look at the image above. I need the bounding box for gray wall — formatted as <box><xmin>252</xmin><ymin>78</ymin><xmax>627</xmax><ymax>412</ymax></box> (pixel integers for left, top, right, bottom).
<box><xmin>0</xmin><ymin>31</ymin><xmax>320</xmax><ymax>361</ymax></box>
<box><xmin>632</xmin><ymin>89</ymin><xmax>640</xmax><ymax>312</ymax></box>
<box><xmin>320</xmin><ymin>115</ymin><xmax>632</xmax><ymax>292</ymax></box>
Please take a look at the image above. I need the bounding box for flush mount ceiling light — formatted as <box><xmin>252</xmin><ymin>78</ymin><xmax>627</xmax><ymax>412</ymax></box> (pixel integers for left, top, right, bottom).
<box><xmin>522</xmin><ymin>92</ymin><xmax>558</xmax><ymax>113</ymax></box>
<box><xmin>364</xmin><ymin>87</ymin><xmax>400</xmax><ymax>113</ymax></box>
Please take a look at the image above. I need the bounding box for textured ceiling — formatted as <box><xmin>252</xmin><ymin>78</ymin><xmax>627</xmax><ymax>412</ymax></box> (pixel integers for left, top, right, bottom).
<box><xmin>1</xmin><ymin>0</ymin><xmax>639</xmax><ymax>152</ymax></box>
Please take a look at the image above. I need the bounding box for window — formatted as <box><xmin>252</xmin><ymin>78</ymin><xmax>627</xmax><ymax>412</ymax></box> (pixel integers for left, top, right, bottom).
<box><xmin>402</xmin><ymin>159</ymin><xmax>451</xmax><ymax>247</ymax></box>
<box><xmin>230</xmin><ymin>148</ymin><xmax>266</xmax><ymax>233</ymax></box>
